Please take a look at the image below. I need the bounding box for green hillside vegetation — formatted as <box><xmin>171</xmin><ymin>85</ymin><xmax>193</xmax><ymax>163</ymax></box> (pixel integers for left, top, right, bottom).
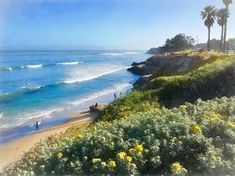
<box><xmin>98</xmin><ymin>52</ymin><xmax>235</xmax><ymax>121</ymax></box>
<box><xmin>2</xmin><ymin>97</ymin><xmax>235</xmax><ymax>175</ymax></box>
<box><xmin>1</xmin><ymin>52</ymin><xmax>235</xmax><ymax>176</ymax></box>
<box><xmin>149</xmin><ymin>54</ymin><xmax>235</xmax><ymax>107</ymax></box>
<box><xmin>95</xmin><ymin>90</ymin><xmax>159</xmax><ymax>122</ymax></box>
<box><xmin>150</xmin><ymin>50</ymin><xmax>227</xmax><ymax>77</ymax></box>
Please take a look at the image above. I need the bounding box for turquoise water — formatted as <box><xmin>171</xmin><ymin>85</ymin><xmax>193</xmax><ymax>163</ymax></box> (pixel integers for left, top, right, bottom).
<box><xmin>0</xmin><ymin>50</ymin><xmax>150</xmax><ymax>142</ymax></box>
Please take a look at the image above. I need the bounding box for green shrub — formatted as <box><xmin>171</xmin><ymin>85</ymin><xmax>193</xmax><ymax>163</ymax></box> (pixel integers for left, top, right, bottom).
<box><xmin>95</xmin><ymin>90</ymin><xmax>159</xmax><ymax>122</ymax></box>
<box><xmin>149</xmin><ymin>56</ymin><xmax>235</xmax><ymax>107</ymax></box>
<box><xmin>2</xmin><ymin>97</ymin><xmax>235</xmax><ymax>176</ymax></box>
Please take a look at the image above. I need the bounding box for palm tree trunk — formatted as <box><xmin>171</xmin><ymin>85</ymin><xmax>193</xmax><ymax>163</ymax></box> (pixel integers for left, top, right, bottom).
<box><xmin>208</xmin><ymin>27</ymin><xmax>211</xmax><ymax>51</ymax></box>
<box><xmin>223</xmin><ymin>5</ymin><xmax>229</xmax><ymax>52</ymax></box>
<box><xmin>220</xmin><ymin>25</ymin><xmax>224</xmax><ymax>52</ymax></box>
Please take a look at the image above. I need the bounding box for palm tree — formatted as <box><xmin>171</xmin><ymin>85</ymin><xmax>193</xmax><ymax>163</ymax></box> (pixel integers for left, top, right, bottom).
<box><xmin>223</xmin><ymin>0</ymin><xmax>233</xmax><ymax>51</ymax></box>
<box><xmin>216</xmin><ymin>9</ymin><xmax>229</xmax><ymax>51</ymax></box>
<box><xmin>201</xmin><ymin>6</ymin><xmax>217</xmax><ymax>51</ymax></box>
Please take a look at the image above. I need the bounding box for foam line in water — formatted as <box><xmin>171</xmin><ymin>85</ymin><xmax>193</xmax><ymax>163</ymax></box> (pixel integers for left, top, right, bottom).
<box><xmin>0</xmin><ymin>107</ymin><xmax>65</xmax><ymax>131</ymax></box>
<box><xmin>64</xmin><ymin>66</ymin><xmax>130</xmax><ymax>84</ymax></box>
<box><xmin>0</xmin><ymin>61</ymin><xmax>83</xmax><ymax>72</ymax></box>
<box><xmin>56</xmin><ymin>61</ymin><xmax>80</xmax><ymax>65</ymax></box>
<box><xmin>21</xmin><ymin>86</ymin><xmax>42</xmax><ymax>90</ymax></box>
<box><xmin>0</xmin><ymin>83</ymin><xmax>131</xmax><ymax>131</ymax></box>
<box><xmin>27</xmin><ymin>64</ymin><xmax>43</xmax><ymax>68</ymax></box>
<box><xmin>22</xmin><ymin>64</ymin><xmax>43</xmax><ymax>69</ymax></box>
<box><xmin>69</xmin><ymin>83</ymin><xmax>131</xmax><ymax>106</ymax></box>
<box><xmin>0</xmin><ymin>66</ymin><xmax>130</xmax><ymax>101</ymax></box>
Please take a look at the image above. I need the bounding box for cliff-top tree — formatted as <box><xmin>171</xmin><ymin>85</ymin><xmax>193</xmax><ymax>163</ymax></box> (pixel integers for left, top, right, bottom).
<box><xmin>217</xmin><ymin>8</ymin><xmax>229</xmax><ymax>51</ymax></box>
<box><xmin>223</xmin><ymin>0</ymin><xmax>233</xmax><ymax>51</ymax></box>
<box><xmin>161</xmin><ymin>34</ymin><xmax>195</xmax><ymax>53</ymax></box>
<box><xmin>201</xmin><ymin>6</ymin><xmax>217</xmax><ymax>51</ymax></box>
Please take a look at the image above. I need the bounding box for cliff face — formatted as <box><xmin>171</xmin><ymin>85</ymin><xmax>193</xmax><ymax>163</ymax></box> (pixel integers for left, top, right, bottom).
<box><xmin>128</xmin><ymin>54</ymin><xmax>204</xmax><ymax>89</ymax></box>
<box><xmin>128</xmin><ymin>52</ymin><xmax>235</xmax><ymax>107</ymax></box>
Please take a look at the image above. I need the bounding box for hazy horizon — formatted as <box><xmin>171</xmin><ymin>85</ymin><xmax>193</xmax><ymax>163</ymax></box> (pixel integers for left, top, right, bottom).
<box><xmin>0</xmin><ymin>0</ymin><xmax>234</xmax><ymax>50</ymax></box>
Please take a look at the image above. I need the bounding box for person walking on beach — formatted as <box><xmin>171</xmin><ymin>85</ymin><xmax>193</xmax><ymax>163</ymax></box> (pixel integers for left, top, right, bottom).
<box><xmin>114</xmin><ymin>93</ymin><xmax>117</xmax><ymax>100</ymax></box>
<box><xmin>35</xmin><ymin>121</ymin><xmax>40</xmax><ymax>131</ymax></box>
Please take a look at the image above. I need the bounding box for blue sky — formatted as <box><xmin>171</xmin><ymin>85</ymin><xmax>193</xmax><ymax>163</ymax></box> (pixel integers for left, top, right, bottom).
<box><xmin>0</xmin><ymin>0</ymin><xmax>234</xmax><ymax>50</ymax></box>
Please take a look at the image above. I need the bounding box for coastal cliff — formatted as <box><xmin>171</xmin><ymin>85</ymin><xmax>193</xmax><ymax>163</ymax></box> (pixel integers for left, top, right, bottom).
<box><xmin>128</xmin><ymin>53</ymin><xmax>205</xmax><ymax>89</ymax></box>
<box><xmin>128</xmin><ymin>51</ymin><xmax>235</xmax><ymax>106</ymax></box>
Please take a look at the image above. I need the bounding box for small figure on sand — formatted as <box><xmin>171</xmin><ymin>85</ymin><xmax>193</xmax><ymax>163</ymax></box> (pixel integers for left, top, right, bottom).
<box><xmin>35</xmin><ymin>121</ymin><xmax>40</xmax><ymax>131</ymax></box>
<box><xmin>95</xmin><ymin>102</ymin><xmax>98</xmax><ymax>107</ymax></box>
<box><xmin>114</xmin><ymin>93</ymin><xmax>117</xmax><ymax>99</ymax></box>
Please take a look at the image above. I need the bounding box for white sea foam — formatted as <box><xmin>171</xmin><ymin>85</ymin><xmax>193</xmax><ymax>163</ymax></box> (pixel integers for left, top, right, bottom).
<box><xmin>20</xmin><ymin>107</ymin><xmax>65</xmax><ymax>121</ymax></box>
<box><xmin>21</xmin><ymin>85</ymin><xmax>42</xmax><ymax>91</ymax></box>
<box><xmin>0</xmin><ymin>107</ymin><xmax>65</xmax><ymax>131</ymax></box>
<box><xmin>99</xmin><ymin>51</ymin><xmax>143</xmax><ymax>56</ymax></box>
<box><xmin>63</xmin><ymin>65</ymin><xmax>130</xmax><ymax>84</ymax></box>
<box><xmin>57</xmin><ymin>61</ymin><xmax>80</xmax><ymax>65</ymax></box>
<box><xmin>0</xmin><ymin>83</ymin><xmax>131</xmax><ymax>132</ymax></box>
<box><xmin>0</xmin><ymin>82</ymin><xmax>130</xmax><ymax>131</ymax></box>
<box><xmin>21</xmin><ymin>64</ymin><xmax>43</xmax><ymax>69</ymax></box>
<box><xmin>70</xmin><ymin>83</ymin><xmax>131</xmax><ymax>106</ymax></box>
<box><xmin>7</xmin><ymin>67</ymin><xmax>13</xmax><ymax>71</ymax></box>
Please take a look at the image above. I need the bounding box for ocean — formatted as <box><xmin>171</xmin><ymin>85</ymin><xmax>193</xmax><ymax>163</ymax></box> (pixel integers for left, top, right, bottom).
<box><xmin>0</xmin><ymin>50</ymin><xmax>150</xmax><ymax>143</ymax></box>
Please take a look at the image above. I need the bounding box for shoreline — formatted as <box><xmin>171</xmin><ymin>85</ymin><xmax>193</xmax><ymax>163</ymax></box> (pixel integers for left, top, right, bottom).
<box><xmin>0</xmin><ymin>68</ymin><xmax>136</xmax><ymax>171</ymax></box>
<box><xmin>0</xmin><ymin>83</ymin><xmax>133</xmax><ymax>144</ymax></box>
<box><xmin>0</xmin><ymin>109</ymin><xmax>98</xmax><ymax>171</ymax></box>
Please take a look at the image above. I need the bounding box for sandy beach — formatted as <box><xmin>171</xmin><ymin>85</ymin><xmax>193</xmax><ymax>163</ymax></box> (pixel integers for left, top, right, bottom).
<box><xmin>0</xmin><ymin>110</ymin><xmax>97</xmax><ymax>171</ymax></box>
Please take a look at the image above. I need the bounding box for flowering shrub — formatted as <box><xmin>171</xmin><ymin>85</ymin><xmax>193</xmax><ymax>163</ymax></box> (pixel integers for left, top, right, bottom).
<box><xmin>2</xmin><ymin>96</ymin><xmax>235</xmax><ymax>175</ymax></box>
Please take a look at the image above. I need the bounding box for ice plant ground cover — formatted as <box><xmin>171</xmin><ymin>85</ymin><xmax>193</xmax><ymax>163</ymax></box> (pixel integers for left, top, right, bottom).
<box><xmin>2</xmin><ymin>96</ymin><xmax>235</xmax><ymax>175</ymax></box>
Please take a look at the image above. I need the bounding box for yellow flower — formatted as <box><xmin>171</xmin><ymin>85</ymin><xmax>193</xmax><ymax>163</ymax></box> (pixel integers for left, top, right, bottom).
<box><xmin>129</xmin><ymin>148</ymin><xmax>136</xmax><ymax>153</ymax></box>
<box><xmin>135</xmin><ymin>145</ymin><xmax>144</xmax><ymax>153</ymax></box>
<box><xmin>192</xmin><ymin>125</ymin><xmax>202</xmax><ymax>134</ymax></box>
<box><xmin>117</xmin><ymin>151</ymin><xmax>127</xmax><ymax>159</ymax></box>
<box><xmin>92</xmin><ymin>158</ymin><xmax>101</xmax><ymax>164</ymax></box>
<box><xmin>125</xmin><ymin>156</ymin><xmax>132</xmax><ymax>163</ymax></box>
<box><xmin>227</xmin><ymin>122</ymin><xmax>235</xmax><ymax>128</ymax></box>
<box><xmin>108</xmin><ymin>160</ymin><xmax>116</xmax><ymax>169</ymax></box>
<box><xmin>57</xmin><ymin>152</ymin><xmax>63</xmax><ymax>159</ymax></box>
<box><xmin>171</xmin><ymin>162</ymin><xmax>182</xmax><ymax>171</ymax></box>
